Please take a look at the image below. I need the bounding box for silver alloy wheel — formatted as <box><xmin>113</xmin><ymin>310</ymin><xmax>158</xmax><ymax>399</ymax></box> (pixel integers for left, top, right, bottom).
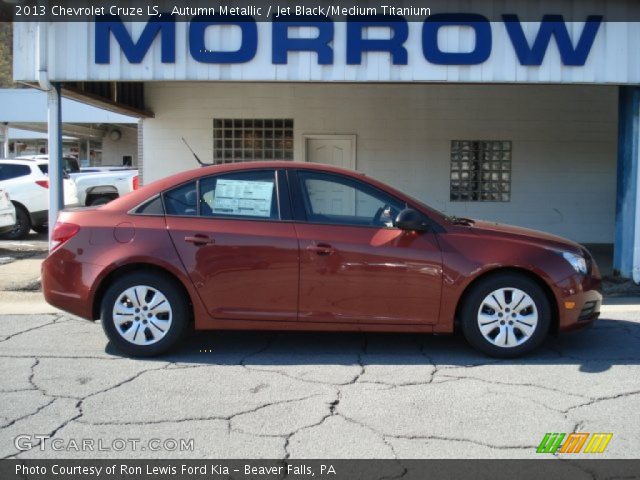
<box><xmin>477</xmin><ymin>287</ymin><xmax>538</xmax><ymax>348</ymax></box>
<box><xmin>112</xmin><ymin>285</ymin><xmax>173</xmax><ymax>346</ymax></box>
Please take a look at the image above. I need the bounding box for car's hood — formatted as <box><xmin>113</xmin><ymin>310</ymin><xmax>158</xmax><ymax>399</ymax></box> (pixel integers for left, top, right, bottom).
<box><xmin>466</xmin><ymin>220</ymin><xmax>583</xmax><ymax>253</ymax></box>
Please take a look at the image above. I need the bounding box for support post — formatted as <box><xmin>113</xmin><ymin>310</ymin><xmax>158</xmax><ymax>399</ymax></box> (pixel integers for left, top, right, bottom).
<box><xmin>1</xmin><ymin>123</ymin><xmax>9</xmax><ymax>158</ymax></box>
<box><xmin>47</xmin><ymin>83</ymin><xmax>64</xmax><ymax>250</ymax></box>
<box><xmin>614</xmin><ymin>86</ymin><xmax>640</xmax><ymax>280</ymax></box>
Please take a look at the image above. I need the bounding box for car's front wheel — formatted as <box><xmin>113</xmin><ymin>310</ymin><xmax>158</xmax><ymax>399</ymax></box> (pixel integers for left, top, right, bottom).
<box><xmin>101</xmin><ymin>272</ymin><xmax>190</xmax><ymax>356</ymax></box>
<box><xmin>460</xmin><ymin>272</ymin><xmax>551</xmax><ymax>358</ymax></box>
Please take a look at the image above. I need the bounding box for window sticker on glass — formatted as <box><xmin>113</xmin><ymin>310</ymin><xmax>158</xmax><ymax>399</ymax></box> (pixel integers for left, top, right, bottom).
<box><xmin>212</xmin><ymin>179</ymin><xmax>274</xmax><ymax>217</ymax></box>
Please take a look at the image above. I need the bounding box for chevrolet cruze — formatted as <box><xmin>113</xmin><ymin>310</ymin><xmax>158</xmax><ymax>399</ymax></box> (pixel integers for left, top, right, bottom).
<box><xmin>42</xmin><ymin>162</ymin><xmax>601</xmax><ymax>357</ymax></box>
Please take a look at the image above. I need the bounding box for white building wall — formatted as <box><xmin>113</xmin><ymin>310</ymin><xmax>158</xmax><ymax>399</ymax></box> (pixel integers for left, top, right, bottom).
<box><xmin>143</xmin><ymin>83</ymin><xmax>617</xmax><ymax>243</ymax></box>
<box><xmin>100</xmin><ymin>126</ymin><xmax>139</xmax><ymax>166</ymax></box>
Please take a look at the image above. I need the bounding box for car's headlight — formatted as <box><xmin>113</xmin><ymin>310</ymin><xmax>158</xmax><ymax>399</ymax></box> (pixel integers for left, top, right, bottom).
<box><xmin>561</xmin><ymin>251</ymin><xmax>587</xmax><ymax>275</ymax></box>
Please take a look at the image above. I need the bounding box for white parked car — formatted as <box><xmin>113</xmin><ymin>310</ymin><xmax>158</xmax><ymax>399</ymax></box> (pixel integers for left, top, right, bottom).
<box><xmin>19</xmin><ymin>155</ymin><xmax>139</xmax><ymax>206</ymax></box>
<box><xmin>0</xmin><ymin>188</ymin><xmax>16</xmax><ymax>236</ymax></box>
<box><xmin>0</xmin><ymin>159</ymin><xmax>79</xmax><ymax>239</ymax></box>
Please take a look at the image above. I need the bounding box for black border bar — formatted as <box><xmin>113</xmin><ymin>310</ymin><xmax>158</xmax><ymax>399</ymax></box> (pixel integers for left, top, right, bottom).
<box><xmin>3</xmin><ymin>0</ymin><xmax>640</xmax><ymax>22</ymax></box>
<box><xmin>2</xmin><ymin>459</ymin><xmax>640</xmax><ymax>480</ymax></box>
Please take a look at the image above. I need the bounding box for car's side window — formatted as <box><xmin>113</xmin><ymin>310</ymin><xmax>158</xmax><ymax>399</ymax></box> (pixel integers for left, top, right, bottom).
<box><xmin>0</xmin><ymin>164</ymin><xmax>31</xmax><ymax>181</ymax></box>
<box><xmin>135</xmin><ymin>196</ymin><xmax>164</xmax><ymax>215</ymax></box>
<box><xmin>164</xmin><ymin>181</ymin><xmax>197</xmax><ymax>216</ymax></box>
<box><xmin>297</xmin><ymin>171</ymin><xmax>406</xmax><ymax>227</ymax></box>
<box><xmin>199</xmin><ymin>170</ymin><xmax>279</xmax><ymax>220</ymax></box>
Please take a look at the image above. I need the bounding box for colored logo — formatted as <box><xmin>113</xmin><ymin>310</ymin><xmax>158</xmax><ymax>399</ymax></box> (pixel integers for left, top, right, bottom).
<box><xmin>537</xmin><ymin>433</ymin><xmax>612</xmax><ymax>454</ymax></box>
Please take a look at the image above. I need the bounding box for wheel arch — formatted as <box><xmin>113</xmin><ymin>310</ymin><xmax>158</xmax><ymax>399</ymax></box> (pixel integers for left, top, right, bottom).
<box><xmin>85</xmin><ymin>188</ymin><xmax>119</xmax><ymax>206</ymax></box>
<box><xmin>10</xmin><ymin>200</ymin><xmax>29</xmax><ymax>218</ymax></box>
<box><xmin>91</xmin><ymin>263</ymin><xmax>194</xmax><ymax>322</ymax></box>
<box><xmin>453</xmin><ymin>266</ymin><xmax>560</xmax><ymax>335</ymax></box>
<box><xmin>6</xmin><ymin>200</ymin><xmax>32</xmax><ymax>236</ymax></box>
<box><xmin>85</xmin><ymin>185</ymin><xmax>119</xmax><ymax>196</ymax></box>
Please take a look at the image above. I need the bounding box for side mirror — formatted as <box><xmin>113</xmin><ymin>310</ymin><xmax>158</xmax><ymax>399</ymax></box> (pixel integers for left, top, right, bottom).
<box><xmin>394</xmin><ymin>208</ymin><xmax>430</xmax><ymax>232</ymax></box>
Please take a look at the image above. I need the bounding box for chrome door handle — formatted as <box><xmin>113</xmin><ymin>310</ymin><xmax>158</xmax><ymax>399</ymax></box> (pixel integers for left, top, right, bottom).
<box><xmin>184</xmin><ymin>234</ymin><xmax>215</xmax><ymax>246</ymax></box>
<box><xmin>306</xmin><ymin>243</ymin><xmax>335</xmax><ymax>256</ymax></box>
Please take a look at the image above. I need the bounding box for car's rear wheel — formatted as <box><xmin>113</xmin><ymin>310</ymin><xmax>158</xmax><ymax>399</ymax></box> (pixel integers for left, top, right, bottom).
<box><xmin>460</xmin><ymin>272</ymin><xmax>551</xmax><ymax>358</ymax></box>
<box><xmin>0</xmin><ymin>204</ymin><xmax>31</xmax><ymax>240</ymax></box>
<box><xmin>101</xmin><ymin>272</ymin><xmax>189</xmax><ymax>357</ymax></box>
<box><xmin>32</xmin><ymin>224</ymin><xmax>48</xmax><ymax>234</ymax></box>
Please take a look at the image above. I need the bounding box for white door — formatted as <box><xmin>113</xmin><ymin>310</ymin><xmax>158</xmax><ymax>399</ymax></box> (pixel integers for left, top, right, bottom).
<box><xmin>304</xmin><ymin>135</ymin><xmax>357</xmax><ymax>216</ymax></box>
<box><xmin>304</xmin><ymin>135</ymin><xmax>356</xmax><ymax>170</ymax></box>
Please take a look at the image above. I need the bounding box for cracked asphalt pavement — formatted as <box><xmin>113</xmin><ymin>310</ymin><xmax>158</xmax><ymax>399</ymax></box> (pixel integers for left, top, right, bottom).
<box><xmin>0</xmin><ymin>309</ymin><xmax>639</xmax><ymax>459</ymax></box>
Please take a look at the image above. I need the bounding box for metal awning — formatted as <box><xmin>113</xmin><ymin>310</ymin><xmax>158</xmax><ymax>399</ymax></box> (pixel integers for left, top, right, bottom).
<box><xmin>0</xmin><ymin>88</ymin><xmax>142</xmax><ymax>123</ymax></box>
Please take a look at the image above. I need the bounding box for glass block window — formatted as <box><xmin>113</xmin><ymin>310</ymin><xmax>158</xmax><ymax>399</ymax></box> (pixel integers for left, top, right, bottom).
<box><xmin>450</xmin><ymin>140</ymin><xmax>512</xmax><ymax>202</ymax></box>
<box><xmin>213</xmin><ymin>119</ymin><xmax>294</xmax><ymax>163</ymax></box>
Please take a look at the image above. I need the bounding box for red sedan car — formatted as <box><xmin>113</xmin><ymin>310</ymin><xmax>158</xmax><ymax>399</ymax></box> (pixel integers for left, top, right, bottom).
<box><xmin>42</xmin><ymin>162</ymin><xmax>601</xmax><ymax>357</ymax></box>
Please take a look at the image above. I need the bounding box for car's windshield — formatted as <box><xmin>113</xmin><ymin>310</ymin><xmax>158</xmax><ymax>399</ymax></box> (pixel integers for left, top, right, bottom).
<box><xmin>63</xmin><ymin>158</ymin><xmax>80</xmax><ymax>173</ymax></box>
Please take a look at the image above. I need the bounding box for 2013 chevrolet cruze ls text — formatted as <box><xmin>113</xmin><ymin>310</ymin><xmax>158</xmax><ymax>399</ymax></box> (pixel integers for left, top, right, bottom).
<box><xmin>42</xmin><ymin>162</ymin><xmax>601</xmax><ymax>358</ymax></box>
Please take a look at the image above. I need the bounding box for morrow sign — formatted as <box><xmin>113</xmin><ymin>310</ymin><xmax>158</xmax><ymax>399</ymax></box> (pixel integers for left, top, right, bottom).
<box><xmin>13</xmin><ymin>11</ymin><xmax>639</xmax><ymax>83</ymax></box>
<box><xmin>95</xmin><ymin>14</ymin><xmax>602</xmax><ymax>66</ymax></box>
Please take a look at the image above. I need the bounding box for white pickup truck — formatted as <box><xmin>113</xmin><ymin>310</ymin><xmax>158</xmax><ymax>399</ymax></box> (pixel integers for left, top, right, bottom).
<box><xmin>19</xmin><ymin>156</ymin><xmax>139</xmax><ymax>206</ymax></box>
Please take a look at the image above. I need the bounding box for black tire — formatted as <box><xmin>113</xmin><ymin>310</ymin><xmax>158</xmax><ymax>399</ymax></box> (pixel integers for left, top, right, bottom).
<box><xmin>0</xmin><ymin>204</ymin><xmax>31</xmax><ymax>240</ymax></box>
<box><xmin>89</xmin><ymin>195</ymin><xmax>113</xmax><ymax>206</ymax></box>
<box><xmin>101</xmin><ymin>271</ymin><xmax>190</xmax><ymax>357</ymax></box>
<box><xmin>459</xmin><ymin>272</ymin><xmax>551</xmax><ymax>358</ymax></box>
<box><xmin>32</xmin><ymin>224</ymin><xmax>48</xmax><ymax>234</ymax></box>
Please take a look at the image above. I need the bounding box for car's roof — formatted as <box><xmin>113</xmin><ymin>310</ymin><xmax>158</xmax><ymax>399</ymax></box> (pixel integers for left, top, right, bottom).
<box><xmin>196</xmin><ymin>161</ymin><xmax>367</xmax><ymax>178</ymax></box>
<box><xmin>17</xmin><ymin>155</ymin><xmax>76</xmax><ymax>161</ymax></box>
<box><xmin>103</xmin><ymin>160</ymin><xmax>404</xmax><ymax>212</ymax></box>
<box><xmin>0</xmin><ymin>158</ymin><xmax>45</xmax><ymax>166</ymax></box>
<box><xmin>118</xmin><ymin>161</ymin><xmax>359</xmax><ymax>197</ymax></box>
<box><xmin>90</xmin><ymin>160</ymin><xmax>449</xmax><ymax>224</ymax></box>
<box><xmin>186</xmin><ymin>161</ymin><xmax>365</xmax><ymax>182</ymax></box>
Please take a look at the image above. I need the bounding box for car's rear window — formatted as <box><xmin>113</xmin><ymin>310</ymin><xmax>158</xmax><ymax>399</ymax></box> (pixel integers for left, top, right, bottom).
<box><xmin>38</xmin><ymin>164</ymin><xmax>48</xmax><ymax>175</ymax></box>
<box><xmin>0</xmin><ymin>164</ymin><xmax>31</xmax><ymax>180</ymax></box>
<box><xmin>135</xmin><ymin>196</ymin><xmax>164</xmax><ymax>215</ymax></box>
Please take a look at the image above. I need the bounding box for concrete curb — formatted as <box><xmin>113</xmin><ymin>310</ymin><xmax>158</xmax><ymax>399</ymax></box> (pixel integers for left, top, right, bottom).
<box><xmin>0</xmin><ymin>291</ymin><xmax>60</xmax><ymax>314</ymax></box>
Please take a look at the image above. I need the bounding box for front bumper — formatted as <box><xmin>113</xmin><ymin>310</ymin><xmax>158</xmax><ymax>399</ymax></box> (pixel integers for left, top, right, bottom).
<box><xmin>554</xmin><ymin>272</ymin><xmax>602</xmax><ymax>332</ymax></box>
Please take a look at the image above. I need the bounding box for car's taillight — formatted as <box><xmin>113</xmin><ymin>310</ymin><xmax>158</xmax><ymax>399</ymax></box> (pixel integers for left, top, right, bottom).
<box><xmin>132</xmin><ymin>175</ymin><xmax>140</xmax><ymax>190</ymax></box>
<box><xmin>51</xmin><ymin>222</ymin><xmax>80</xmax><ymax>251</ymax></box>
<box><xmin>35</xmin><ymin>180</ymin><xmax>49</xmax><ymax>189</ymax></box>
